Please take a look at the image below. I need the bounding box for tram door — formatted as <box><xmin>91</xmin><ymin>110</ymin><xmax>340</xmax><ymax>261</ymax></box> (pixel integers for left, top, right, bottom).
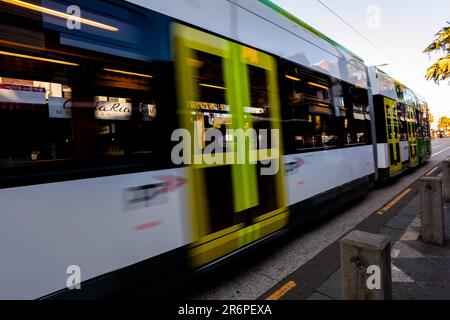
<box><xmin>407</xmin><ymin>105</ymin><xmax>419</xmax><ymax>166</ymax></box>
<box><xmin>384</xmin><ymin>98</ymin><xmax>402</xmax><ymax>175</ymax></box>
<box><xmin>173</xmin><ymin>24</ymin><xmax>288</xmax><ymax>268</ymax></box>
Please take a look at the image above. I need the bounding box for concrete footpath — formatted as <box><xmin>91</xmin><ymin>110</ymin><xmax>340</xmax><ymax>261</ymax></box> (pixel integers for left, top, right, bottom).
<box><xmin>260</xmin><ymin>162</ymin><xmax>450</xmax><ymax>300</ymax></box>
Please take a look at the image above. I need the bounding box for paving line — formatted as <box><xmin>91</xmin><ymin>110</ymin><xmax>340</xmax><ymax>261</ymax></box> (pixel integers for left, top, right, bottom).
<box><xmin>432</xmin><ymin>146</ymin><xmax>450</xmax><ymax>158</ymax></box>
<box><xmin>426</xmin><ymin>166</ymin><xmax>439</xmax><ymax>176</ymax></box>
<box><xmin>377</xmin><ymin>188</ymin><xmax>412</xmax><ymax>215</ymax></box>
<box><xmin>265</xmin><ymin>281</ymin><xmax>297</xmax><ymax>300</ymax></box>
<box><xmin>433</xmin><ymin>142</ymin><xmax>447</xmax><ymax>149</ymax></box>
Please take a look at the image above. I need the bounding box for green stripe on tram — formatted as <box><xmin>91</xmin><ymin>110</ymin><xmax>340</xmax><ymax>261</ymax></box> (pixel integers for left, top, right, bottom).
<box><xmin>258</xmin><ymin>0</ymin><xmax>364</xmax><ymax>63</ymax></box>
<box><xmin>225</xmin><ymin>43</ymin><xmax>259</xmax><ymax>213</ymax></box>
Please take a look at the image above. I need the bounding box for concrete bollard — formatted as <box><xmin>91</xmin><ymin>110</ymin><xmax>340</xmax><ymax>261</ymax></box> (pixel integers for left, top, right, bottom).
<box><xmin>340</xmin><ymin>230</ymin><xmax>392</xmax><ymax>300</ymax></box>
<box><xmin>444</xmin><ymin>159</ymin><xmax>450</xmax><ymax>202</ymax></box>
<box><xmin>420</xmin><ymin>176</ymin><xmax>446</xmax><ymax>246</ymax></box>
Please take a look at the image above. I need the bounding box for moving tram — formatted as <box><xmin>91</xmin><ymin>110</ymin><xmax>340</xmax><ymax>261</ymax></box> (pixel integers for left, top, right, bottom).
<box><xmin>0</xmin><ymin>0</ymin><xmax>431</xmax><ymax>299</ymax></box>
<box><xmin>369</xmin><ymin>68</ymin><xmax>432</xmax><ymax>180</ymax></box>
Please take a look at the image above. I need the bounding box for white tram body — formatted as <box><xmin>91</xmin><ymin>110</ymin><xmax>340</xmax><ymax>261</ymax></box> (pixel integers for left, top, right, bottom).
<box><xmin>0</xmin><ymin>0</ymin><xmax>429</xmax><ymax>300</ymax></box>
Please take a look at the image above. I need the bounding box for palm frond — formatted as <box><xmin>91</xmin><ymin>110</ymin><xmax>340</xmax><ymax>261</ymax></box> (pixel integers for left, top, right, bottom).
<box><xmin>424</xmin><ymin>22</ymin><xmax>450</xmax><ymax>54</ymax></box>
<box><xmin>425</xmin><ymin>23</ymin><xmax>450</xmax><ymax>84</ymax></box>
<box><xmin>425</xmin><ymin>56</ymin><xmax>450</xmax><ymax>83</ymax></box>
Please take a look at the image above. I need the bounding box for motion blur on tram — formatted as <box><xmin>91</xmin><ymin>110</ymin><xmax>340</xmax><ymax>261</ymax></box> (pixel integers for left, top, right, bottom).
<box><xmin>0</xmin><ymin>0</ymin><xmax>431</xmax><ymax>299</ymax></box>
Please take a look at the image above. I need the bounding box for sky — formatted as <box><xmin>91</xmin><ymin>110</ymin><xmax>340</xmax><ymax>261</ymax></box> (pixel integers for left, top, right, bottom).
<box><xmin>272</xmin><ymin>0</ymin><xmax>450</xmax><ymax>125</ymax></box>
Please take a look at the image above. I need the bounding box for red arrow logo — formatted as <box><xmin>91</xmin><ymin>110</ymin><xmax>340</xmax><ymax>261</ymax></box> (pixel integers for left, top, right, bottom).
<box><xmin>294</xmin><ymin>157</ymin><xmax>305</xmax><ymax>172</ymax></box>
<box><xmin>154</xmin><ymin>175</ymin><xmax>188</xmax><ymax>195</ymax></box>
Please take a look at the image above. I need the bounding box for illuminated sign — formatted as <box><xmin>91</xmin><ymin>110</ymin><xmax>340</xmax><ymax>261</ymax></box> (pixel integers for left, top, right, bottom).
<box><xmin>48</xmin><ymin>97</ymin><xmax>72</xmax><ymax>119</ymax></box>
<box><xmin>95</xmin><ymin>100</ymin><xmax>132</xmax><ymax>120</ymax></box>
<box><xmin>353</xmin><ymin>105</ymin><xmax>365</xmax><ymax>120</ymax></box>
<box><xmin>244</xmin><ymin>106</ymin><xmax>266</xmax><ymax>114</ymax></box>
<box><xmin>0</xmin><ymin>84</ymin><xmax>46</xmax><ymax>105</ymax></box>
<box><xmin>189</xmin><ymin>101</ymin><xmax>230</xmax><ymax>112</ymax></box>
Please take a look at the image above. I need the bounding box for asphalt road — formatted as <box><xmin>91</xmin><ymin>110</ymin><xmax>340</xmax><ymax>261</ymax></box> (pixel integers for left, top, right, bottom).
<box><xmin>188</xmin><ymin>138</ymin><xmax>450</xmax><ymax>300</ymax></box>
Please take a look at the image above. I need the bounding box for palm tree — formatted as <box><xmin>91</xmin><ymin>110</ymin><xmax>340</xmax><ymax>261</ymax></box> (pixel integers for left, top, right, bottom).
<box><xmin>424</xmin><ymin>22</ymin><xmax>450</xmax><ymax>84</ymax></box>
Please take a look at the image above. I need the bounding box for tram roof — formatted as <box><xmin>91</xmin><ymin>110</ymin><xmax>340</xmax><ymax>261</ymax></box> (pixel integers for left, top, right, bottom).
<box><xmin>258</xmin><ymin>0</ymin><xmax>365</xmax><ymax>64</ymax></box>
<box><xmin>124</xmin><ymin>0</ymin><xmax>370</xmax><ymax>87</ymax></box>
<box><xmin>369</xmin><ymin>67</ymin><xmax>427</xmax><ymax>106</ymax></box>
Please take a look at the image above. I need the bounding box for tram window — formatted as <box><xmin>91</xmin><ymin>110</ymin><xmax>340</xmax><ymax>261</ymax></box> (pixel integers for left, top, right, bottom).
<box><xmin>189</xmin><ymin>50</ymin><xmax>233</xmax><ymax>152</ymax></box>
<box><xmin>420</xmin><ymin>108</ymin><xmax>430</xmax><ymax>139</ymax></box>
<box><xmin>335</xmin><ymin>83</ymin><xmax>371</xmax><ymax>146</ymax></box>
<box><xmin>0</xmin><ymin>47</ymin><xmax>172</xmax><ymax>175</ymax></box>
<box><xmin>385</xmin><ymin>104</ymin><xmax>399</xmax><ymax>140</ymax></box>
<box><xmin>406</xmin><ymin>109</ymin><xmax>413</xmax><ymax>137</ymax></box>
<box><xmin>72</xmin><ymin>61</ymin><xmax>167</xmax><ymax>164</ymax></box>
<box><xmin>247</xmin><ymin>65</ymin><xmax>272</xmax><ymax>149</ymax></box>
<box><xmin>349</xmin><ymin>86</ymin><xmax>371</xmax><ymax>145</ymax></box>
<box><xmin>0</xmin><ymin>0</ymin><xmax>177</xmax><ymax>184</ymax></box>
<box><xmin>195</xmin><ymin>51</ymin><xmax>227</xmax><ymax>105</ymax></box>
<box><xmin>280</xmin><ymin>61</ymin><xmax>337</xmax><ymax>153</ymax></box>
<box><xmin>392</xmin><ymin>106</ymin><xmax>399</xmax><ymax>140</ymax></box>
<box><xmin>397</xmin><ymin>103</ymin><xmax>408</xmax><ymax>141</ymax></box>
<box><xmin>415</xmin><ymin>109</ymin><xmax>422</xmax><ymax>139</ymax></box>
<box><xmin>386</xmin><ymin>105</ymin><xmax>392</xmax><ymax>139</ymax></box>
<box><xmin>248</xmin><ymin>66</ymin><xmax>269</xmax><ymax>109</ymax></box>
<box><xmin>0</xmin><ymin>69</ymin><xmax>162</xmax><ymax>164</ymax></box>
<box><xmin>246</xmin><ymin>64</ymin><xmax>279</xmax><ymax>216</ymax></box>
<box><xmin>0</xmin><ymin>75</ymin><xmax>75</xmax><ymax>165</ymax></box>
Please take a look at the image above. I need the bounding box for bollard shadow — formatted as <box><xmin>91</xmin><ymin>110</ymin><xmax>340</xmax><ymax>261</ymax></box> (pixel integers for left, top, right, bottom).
<box><xmin>390</xmin><ymin>240</ymin><xmax>450</xmax><ymax>300</ymax></box>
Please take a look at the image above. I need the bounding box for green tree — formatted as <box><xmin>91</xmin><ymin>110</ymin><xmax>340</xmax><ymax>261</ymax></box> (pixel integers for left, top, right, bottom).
<box><xmin>438</xmin><ymin>116</ymin><xmax>450</xmax><ymax>130</ymax></box>
<box><xmin>424</xmin><ymin>22</ymin><xmax>450</xmax><ymax>84</ymax></box>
